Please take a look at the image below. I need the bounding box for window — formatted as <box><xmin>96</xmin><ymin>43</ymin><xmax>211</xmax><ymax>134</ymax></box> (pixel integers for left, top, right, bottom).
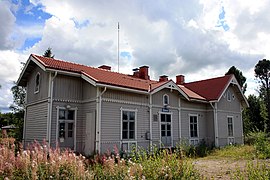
<box><xmin>122</xmin><ymin>110</ymin><xmax>136</xmax><ymax>140</ymax></box>
<box><xmin>190</xmin><ymin>115</ymin><xmax>198</xmax><ymax>138</ymax></box>
<box><xmin>58</xmin><ymin>109</ymin><xmax>75</xmax><ymax>140</ymax></box>
<box><xmin>227</xmin><ymin>90</ymin><xmax>232</xmax><ymax>101</ymax></box>
<box><xmin>59</xmin><ymin>109</ymin><xmax>75</xmax><ymax>120</ymax></box>
<box><xmin>228</xmin><ymin>116</ymin><xmax>233</xmax><ymax>137</ymax></box>
<box><xmin>161</xmin><ymin>114</ymin><xmax>171</xmax><ymax>137</ymax></box>
<box><xmin>163</xmin><ymin>94</ymin><xmax>169</xmax><ymax>106</ymax></box>
<box><xmin>34</xmin><ymin>72</ymin><xmax>40</xmax><ymax>93</ymax></box>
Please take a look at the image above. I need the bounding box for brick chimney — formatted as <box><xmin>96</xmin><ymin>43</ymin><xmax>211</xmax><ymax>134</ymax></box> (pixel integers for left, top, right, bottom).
<box><xmin>176</xmin><ymin>75</ymin><xmax>185</xmax><ymax>85</ymax></box>
<box><xmin>139</xmin><ymin>66</ymin><xmax>149</xmax><ymax>80</ymax></box>
<box><xmin>98</xmin><ymin>65</ymin><xmax>111</xmax><ymax>70</ymax></box>
<box><xmin>133</xmin><ymin>68</ymin><xmax>140</xmax><ymax>78</ymax></box>
<box><xmin>159</xmin><ymin>75</ymin><xmax>168</xmax><ymax>82</ymax></box>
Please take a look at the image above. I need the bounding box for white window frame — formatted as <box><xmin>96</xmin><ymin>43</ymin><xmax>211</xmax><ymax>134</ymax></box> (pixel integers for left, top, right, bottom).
<box><xmin>56</xmin><ymin>106</ymin><xmax>77</xmax><ymax>151</ymax></box>
<box><xmin>120</xmin><ymin>108</ymin><xmax>137</xmax><ymax>150</ymax></box>
<box><xmin>34</xmin><ymin>72</ymin><xmax>40</xmax><ymax>94</ymax></box>
<box><xmin>163</xmin><ymin>94</ymin><xmax>169</xmax><ymax>106</ymax></box>
<box><xmin>227</xmin><ymin>90</ymin><xmax>232</xmax><ymax>101</ymax></box>
<box><xmin>227</xmin><ymin>116</ymin><xmax>234</xmax><ymax>145</ymax></box>
<box><xmin>121</xmin><ymin>141</ymin><xmax>137</xmax><ymax>152</ymax></box>
<box><xmin>159</xmin><ymin>111</ymin><xmax>173</xmax><ymax>148</ymax></box>
<box><xmin>227</xmin><ymin>115</ymin><xmax>234</xmax><ymax>135</ymax></box>
<box><xmin>189</xmin><ymin>114</ymin><xmax>199</xmax><ymax>145</ymax></box>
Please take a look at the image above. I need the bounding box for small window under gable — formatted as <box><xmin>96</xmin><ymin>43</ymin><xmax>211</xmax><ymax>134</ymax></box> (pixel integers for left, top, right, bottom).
<box><xmin>34</xmin><ymin>72</ymin><xmax>40</xmax><ymax>93</ymax></box>
<box><xmin>163</xmin><ymin>94</ymin><xmax>169</xmax><ymax>106</ymax></box>
<box><xmin>227</xmin><ymin>90</ymin><xmax>232</xmax><ymax>101</ymax></box>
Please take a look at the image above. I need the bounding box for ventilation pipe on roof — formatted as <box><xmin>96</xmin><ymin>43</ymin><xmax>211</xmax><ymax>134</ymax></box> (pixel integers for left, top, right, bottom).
<box><xmin>176</xmin><ymin>75</ymin><xmax>185</xmax><ymax>85</ymax></box>
<box><xmin>98</xmin><ymin>65</ymin><xmax>111</xmax><ymax>70</ymax></box>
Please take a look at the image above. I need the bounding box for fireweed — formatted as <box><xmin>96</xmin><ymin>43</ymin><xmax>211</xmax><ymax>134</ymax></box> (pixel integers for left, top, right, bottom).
<box><xmin>0</xmin><ymin>139</ymin><xmax>93</xmax><ymax>179</ymax></box>
<box><xmin>0</xmin><ymin>139</ymin><xmax>200</xmax><ymax>179</ymax></box>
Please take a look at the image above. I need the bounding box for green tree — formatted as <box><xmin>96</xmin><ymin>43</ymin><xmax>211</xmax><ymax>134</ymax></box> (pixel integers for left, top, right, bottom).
<box><xmin>9</xmin><ymin>82</ymin><xmax>26</xmax><ymax>141</ymax></box>
<box><xmin>243</xmin><ymin>95</ymin><xmax>267</xmax><ymax>134</ymax></box>
<box><xmin>43</xmin><ymin>47</ymin><xmax>55</xmax><ymax>58</ymax></box>
<box><xmin>255</xmin><ymin>59</ymin><xmax>270</xmax><ymax>131</ymax></box>
<box><xmin>225</xmin><ymin>66</ymin><xmax>247</xmax><ymax>93</ymax></box>
<box><xmin>10</xmin><ymin>83</ymin><xmax>26</xmax><ymax>112</ymax></box>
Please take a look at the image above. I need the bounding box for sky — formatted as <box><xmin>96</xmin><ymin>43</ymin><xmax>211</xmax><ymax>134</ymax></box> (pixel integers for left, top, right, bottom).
<box><xmin>0</xmin><ymin>0</ymin><xmax>269</xmax><ymax>112</ymax></box>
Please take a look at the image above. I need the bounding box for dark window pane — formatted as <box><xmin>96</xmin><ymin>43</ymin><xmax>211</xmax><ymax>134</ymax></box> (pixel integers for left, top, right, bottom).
<box><xmin>122</xmin><ymin>131</ymin><xmax>128</xmax><ymax>139</ymax></box>
<box><xmin>161</xmin><ymin>114</ymin><xmax>165</xmax><ymax>122</ymax></box>
<box><xmin>161</xmin><ymin>124</ymin><xmax>166</xmax><ymax>131</ymax></box>
<box><xmin>68</xmin><ymin>123</ymin><xmax>73</xmax><ymax>130</ymax></box>
<box><xmin>194</xmin><ymin>131</ymin><xmax>198</xmax><ymax>137</ymax></box>
<box><xmin>130</xmin><ymin>112</ymin><xmax>135</xmax><ymax>120</ymax></box>
<box><xmin>123</xmin><ymin>111</ymin><xmax>128</xmax><ymax>120</ymax></box>
<box><xmin>59</xmin><ymin>123</ymin><xmax>65</xmax><ymax>138</ymax></box>
<box><xmin>167</xmin><ymin>131</ymin><xmax>171</xmax><ymax>136</ymax></box>
<box><xmin>60</xmin><ymin>123</ymin><xmax>65</xmax><ymax>130</ymax></box>
<box><xmin>67</xmin><ymin>110</ymin><xmax>74</xmax><ymax>120</ymax></box>
<box><xmin>129</xmin><ymin>131</ymin><xmax>134</xmax><ymax>139</ymax></box>
<box><xmin>166</xmin><ymin>115</ymin><xmax>171</xmax><ymax>122</ymax></box>
<box><xmin>123</xmin><ymin>122</ymin><xmax>128</xmax><ymax>130</ymax></box>
<box><xmin>194</xmin><ymin>117</ymin><xmax>197</xmax><ymax>123</ymax></box>
<box><xmin>59</xmin><ymin>110</ymin><xmax>65</xmax><ymax>119</ymax></box>
<box><xmin>164</xmin><ymin>95</ymin><xmax>168</xmax><ymax>105</ymax></box>
<box><xmin>161</xmin><ymin>131</ymin><xmax>166</xmax><ymax>136</ymax></box>
<box><xmin>167</xmin><ymin>124</ymin><xmax>171</xmax><ymax>130</ymax></box>
<box><xmin>130</xmin><ymin>122</ymin><xmax>135</xmax><ymax>130</ymax></box>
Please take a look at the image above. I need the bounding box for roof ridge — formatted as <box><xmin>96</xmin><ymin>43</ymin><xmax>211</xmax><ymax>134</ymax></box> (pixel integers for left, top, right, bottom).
<box><xmin>32</xmin><ymin>54</ymin><xmax>158</xmax><ymax>83</ymax></box>
<box><xmin>184</xmin><ymin>74</ymin><xmax>232</xmax><ymax>85</ymax></box>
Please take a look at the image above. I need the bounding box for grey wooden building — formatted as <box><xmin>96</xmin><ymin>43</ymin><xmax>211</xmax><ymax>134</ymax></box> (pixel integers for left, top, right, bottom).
<box><xmin>17</xmin><ymin>54</ymin><xmax>248</xmax><ymax>155</ymax></box>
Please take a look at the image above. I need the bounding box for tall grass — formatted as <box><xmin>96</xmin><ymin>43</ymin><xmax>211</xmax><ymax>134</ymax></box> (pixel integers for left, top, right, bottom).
<box><xmin>0</xmin><ymin>138</ymin><xmax>200</xmax><ymax>179</ymax></box>
<box><xmin>0</xmin><ymin>138</ymin><xmax>93</xmax><ymax>179</ymax></box>
<box><xmin>232</xmin><ymin>161</ymin><xmax>270</xmax><ymax>179</ymax></box>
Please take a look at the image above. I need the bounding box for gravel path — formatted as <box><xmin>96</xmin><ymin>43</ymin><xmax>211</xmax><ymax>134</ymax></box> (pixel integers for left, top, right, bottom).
<box><xmin>193</xmin><ymin>159</ymin><xmax>248</xmax><ymax>179</ymax></box>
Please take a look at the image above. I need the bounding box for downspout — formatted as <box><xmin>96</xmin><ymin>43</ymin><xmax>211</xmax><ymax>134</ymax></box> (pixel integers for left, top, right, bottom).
<box><xmin>178</xmin><ymin>97</ymin><xmax>181</xmax><ymax>140</ymax></box>
<box><xmin>149</xmin><ymin>94</ymin><xmax>153</xmax><ymax>147</ymax></box>
<box><xmin>96</xmin><ymin>86</ymin><xmax>107</xmax><ymax>153</ymax></box>
<box><xmin>48</xmin><ymin>71</ymin><xmax>57</xmax><ymax>147</ymax></box>
<box><xmin>210</xmin><ymin>102</ymin><xmax>219</xmax><ymax>147</ymax></box>
<box><xmin>240</xmin><ymin>104</ymin><xmax>244</xmax><ymax>144</ymax></box>
<box><xmin>23</xmin><ymin>85</ymin><xmax>28</xmax><ymax>148</ymax></box>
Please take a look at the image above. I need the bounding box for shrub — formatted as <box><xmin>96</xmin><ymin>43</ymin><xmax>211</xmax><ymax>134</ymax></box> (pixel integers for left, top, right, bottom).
<box><xmin>177</xmin><ymin>139</ymin><xmax>212</xmax><ymax>158</ymax></box>
<box><xmin>248</xmin><ymin>131</ymin><xmax>270</xmax><ymax>159</ymax></box>
<box><xmin>232</xmin><ymin>161</ymin><xmax>270</xmax><ymax>179</ymax></box>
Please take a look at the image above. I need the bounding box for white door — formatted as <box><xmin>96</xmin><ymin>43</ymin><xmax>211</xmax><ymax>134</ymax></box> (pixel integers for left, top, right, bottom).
<box><xmin>160</xmin><ymin>113</ymin><xmax>172</xmax><ymax>147</ymax></box>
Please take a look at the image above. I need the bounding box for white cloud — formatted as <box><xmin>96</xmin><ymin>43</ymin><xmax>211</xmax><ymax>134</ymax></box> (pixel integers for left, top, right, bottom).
<box><xmin>0</xmin><ymin>1</ymin><xmax>16</xmax><ymax>50</ymax></box>
<box><xmin>1</xmin><ymin>0</ymin><xmax>270</xmax><ymax>111</ymax></box>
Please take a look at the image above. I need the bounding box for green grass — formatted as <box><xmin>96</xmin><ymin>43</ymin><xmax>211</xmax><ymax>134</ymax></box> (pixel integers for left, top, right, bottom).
<box><xmin>203</xmin><ymin>145</ymin><xmax>255</xmax><ymax>160</ymax></box>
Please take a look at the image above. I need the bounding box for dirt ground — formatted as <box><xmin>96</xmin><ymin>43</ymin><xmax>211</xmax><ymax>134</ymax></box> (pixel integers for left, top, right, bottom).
<box><xmin>193</xmin><ymin>159</ymin><xmax>250</xmax><ymax>179</ymax></box>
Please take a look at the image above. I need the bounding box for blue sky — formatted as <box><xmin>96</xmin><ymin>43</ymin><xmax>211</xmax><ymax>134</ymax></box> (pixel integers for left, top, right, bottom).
<box><xmin>0</xmin><ymin>0</ymin><xmax>269</xmax><ymax>112</ymax></box>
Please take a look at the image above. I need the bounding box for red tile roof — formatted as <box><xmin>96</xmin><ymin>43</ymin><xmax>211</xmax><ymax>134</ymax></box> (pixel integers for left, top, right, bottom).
<box><xmin>32</xmin><ymin>54</ymin><xmax>163</xmax><ymax>92</ymax></box>
<box><xmin>183</xmin><ymin>75</ymin><xmax>232</xmax><ymax>101</ymax></box>
<box><xmin>29</xmin><ymin>54</ymin><xmax>233</xmax><ymax>102</ymax></box>
<box><xmin>178</xmin><ymin>85</ymin><xmax>206</xmax><ymax>100</ymax></box>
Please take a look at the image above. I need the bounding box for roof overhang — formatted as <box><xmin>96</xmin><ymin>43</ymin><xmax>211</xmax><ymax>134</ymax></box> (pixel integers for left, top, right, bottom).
<box><xmin>150</xmin><ymin>80</ymin><xmax>190</xmax><ymax>100</ymax></box>
<box><xmin>17</xmin><ymin>55</ymin><xmax>46</xmax><ymax>86</ymax></box>
<box><xmin>217</xmin><ymin>75</ymin><xmax>249</xmax><ymax>108</ymax></box>
<box><xmin>96</xmin><ymin>83</ymin><xmax>149</xmax><ymax>95</ymax></box>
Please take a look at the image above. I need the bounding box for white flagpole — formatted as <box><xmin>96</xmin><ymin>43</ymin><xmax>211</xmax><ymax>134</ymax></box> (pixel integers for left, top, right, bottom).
<box><xmin>118</xmin><ymin>22</ymin><xmax>120</xmax><ymax>73</ymax></box>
